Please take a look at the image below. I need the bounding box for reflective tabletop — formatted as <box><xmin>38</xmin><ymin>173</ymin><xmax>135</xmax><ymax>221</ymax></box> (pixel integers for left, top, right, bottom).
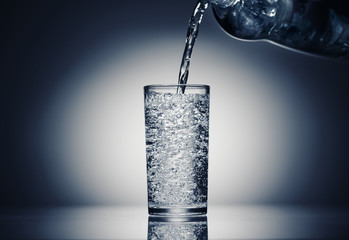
<box><xmin>1</xmin><ymin>205</ymin><xmax>349</xmax><ymax>239</ymax></box>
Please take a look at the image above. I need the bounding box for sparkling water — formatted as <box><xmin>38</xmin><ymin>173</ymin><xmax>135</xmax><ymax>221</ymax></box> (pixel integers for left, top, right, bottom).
<box><xmin>178</xmin><ymin>0</ymin><xmax>209</xmax><ymax>88</ymax></box>
<box><xmin>145</xmin><ymin>92</ymin><xmax>209</xmax><ymax>212</ymax></box>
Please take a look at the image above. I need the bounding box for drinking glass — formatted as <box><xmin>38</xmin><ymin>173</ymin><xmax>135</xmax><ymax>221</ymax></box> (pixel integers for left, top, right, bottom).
<box><xmin>144</xmin><ymin>84</ymin><xmax>210</xmax><ymax>215</ymax></box>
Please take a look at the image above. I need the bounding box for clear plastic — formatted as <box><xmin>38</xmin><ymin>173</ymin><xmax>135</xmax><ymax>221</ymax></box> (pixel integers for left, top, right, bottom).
<box><xmin>211</xmin><ymin>0</ymin><xmax>349</xmax><ymax>60</ymax></box>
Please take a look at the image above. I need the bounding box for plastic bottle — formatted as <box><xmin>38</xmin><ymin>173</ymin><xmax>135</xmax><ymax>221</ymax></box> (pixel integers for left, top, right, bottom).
<box><xmin>210</xmin><ymin>0</ymin><xmax>349</xmax><ymax>60</ymax></box>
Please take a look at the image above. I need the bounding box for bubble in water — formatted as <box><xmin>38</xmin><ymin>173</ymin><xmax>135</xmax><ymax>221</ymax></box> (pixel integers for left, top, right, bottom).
<box><xmin>145</xmin><ymin>92</ymin><xmax>209</xmax><ymax>209</ymax></box>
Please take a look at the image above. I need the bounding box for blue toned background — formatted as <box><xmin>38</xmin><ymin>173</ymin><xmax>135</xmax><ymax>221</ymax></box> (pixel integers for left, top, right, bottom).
<box><xmin>1</xmin><ymin>0</ymin><xmax>349</xmax><ymax>208</ymax></box>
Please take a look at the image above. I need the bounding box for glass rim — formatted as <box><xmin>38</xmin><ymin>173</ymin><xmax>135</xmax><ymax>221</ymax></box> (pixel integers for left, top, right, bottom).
<box><xmin>144</xmin><ymin>84</ymin><xmax>210</xmax><ymax>91</ymax></box>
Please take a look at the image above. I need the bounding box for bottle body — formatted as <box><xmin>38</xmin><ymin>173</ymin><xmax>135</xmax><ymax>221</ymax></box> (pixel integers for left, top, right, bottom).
<box><xmin>212</xmin><ymin>0</ymin><xmax>349</xmax><ymax>60</ymax></box>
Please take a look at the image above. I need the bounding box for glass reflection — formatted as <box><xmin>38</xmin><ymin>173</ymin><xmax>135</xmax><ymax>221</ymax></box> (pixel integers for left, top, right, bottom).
<box><xmin>148</xmin><ymin>215</ymin><xmax>208</xmax><ymax>239</ymax></box>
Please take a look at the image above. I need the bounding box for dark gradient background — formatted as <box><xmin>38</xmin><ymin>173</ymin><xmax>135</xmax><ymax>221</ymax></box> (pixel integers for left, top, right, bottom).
<box><xmin>2</xmin><ymin>0</ymin><xmax>349</xmax><ymax>209</ymax></box>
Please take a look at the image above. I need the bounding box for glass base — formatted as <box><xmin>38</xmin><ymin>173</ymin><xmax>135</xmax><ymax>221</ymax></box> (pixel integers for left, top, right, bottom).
<box><xmin>148</xmin><ymin>207</ymin><xmax>207</xmax><ymax>216</ymax></box>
